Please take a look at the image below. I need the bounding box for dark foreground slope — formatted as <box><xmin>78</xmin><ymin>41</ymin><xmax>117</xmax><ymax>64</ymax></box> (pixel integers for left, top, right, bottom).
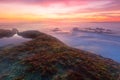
<box><xmin>0</xmin><ymin>30</ymin><xmax>120</xmax><ymax>80</ymax></box>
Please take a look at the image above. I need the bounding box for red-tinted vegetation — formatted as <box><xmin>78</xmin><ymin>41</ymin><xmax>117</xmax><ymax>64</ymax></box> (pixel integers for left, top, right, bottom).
<box><xmin>0</xmin><ymin>30</ymin><xmax>119</xmax><ymax>80</ymax></box>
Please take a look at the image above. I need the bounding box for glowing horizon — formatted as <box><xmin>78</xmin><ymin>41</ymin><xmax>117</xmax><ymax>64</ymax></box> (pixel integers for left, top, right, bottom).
<box><xmin>0</xmin><ymin>0</ymin><xmax>120</xmax><ymax>23</ymax></box>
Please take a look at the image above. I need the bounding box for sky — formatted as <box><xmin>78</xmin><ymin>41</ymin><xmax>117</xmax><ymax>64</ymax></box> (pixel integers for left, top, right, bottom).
<box><xmin>0</xmin><ymin>0</ymin><xmax>120</xmax><ymax>23</ymax></box>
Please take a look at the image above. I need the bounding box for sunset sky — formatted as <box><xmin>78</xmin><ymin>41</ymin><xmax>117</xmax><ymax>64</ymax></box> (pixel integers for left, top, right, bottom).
<box><xmin>0</xmin><ymin>0</ymin><xmax>120</xmax><ymax>22</ymax></box>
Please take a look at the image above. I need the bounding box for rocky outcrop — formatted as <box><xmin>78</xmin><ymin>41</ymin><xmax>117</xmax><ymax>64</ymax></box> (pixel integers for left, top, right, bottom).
<box><xmin>18</xmin><ymin>30</ymin><xmax>43</xmax><ymax>38</ymax></box>
<box><xmin>0</xmin><ymin>28</ymin><xmax>18</xmax><ymax>38</ymax></box>
<box><xmin>0</xmin><ymin>30</ymin><xmax>119</xmax><ymax>80</ymax></box>
<box><xmin>72</xmin><ymin>27</ymin><xmax>113</xmax><ymax>34</ymax></box>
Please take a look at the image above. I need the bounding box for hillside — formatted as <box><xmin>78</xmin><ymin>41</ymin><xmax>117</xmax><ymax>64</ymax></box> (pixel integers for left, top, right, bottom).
<box><xmin>0</xmin><ymin>30</ymin><xmax>120</xmax><ymax>80</ymax></box>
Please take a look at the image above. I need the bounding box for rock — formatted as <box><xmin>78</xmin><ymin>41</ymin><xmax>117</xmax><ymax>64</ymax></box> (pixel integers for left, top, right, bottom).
<box><xmin>0</xmin><ymin>29</ymin><xmax>15</xmax><ymax>38</ymax></box>
<box><xmin>0</xmin><ymin>30</ymin><xmax>119</xmax><ymax>80</ymax></box>
<box><xmin>52</xmin><ymin>28</ymin><xmax>61</xmax><ymax>32</ymax></box>
<box><xmin>18</xmin><ymin>30</ymin><xmax>42</xmax><ymax>39</ymax></box>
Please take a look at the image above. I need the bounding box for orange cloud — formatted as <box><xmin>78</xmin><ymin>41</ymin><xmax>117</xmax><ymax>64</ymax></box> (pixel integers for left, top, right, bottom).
<box><xmin>0</xmin><ymin>0</ymin><xmax>120</xmax><ymax>22</ymax></box>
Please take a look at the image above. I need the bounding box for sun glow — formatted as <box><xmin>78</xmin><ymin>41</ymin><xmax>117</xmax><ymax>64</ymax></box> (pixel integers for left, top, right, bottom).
<box><xmin>0</xmin><ymin>0</ymin><xmax>120</xmax><ymax>22</ymax></box>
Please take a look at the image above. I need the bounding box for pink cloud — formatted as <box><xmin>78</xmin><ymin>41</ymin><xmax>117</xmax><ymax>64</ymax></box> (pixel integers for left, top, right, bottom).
<box><xmin>0</xmin><ymin>0</ymin><xmax>119</xmax><ymax>9</ymax></box>
<box><xmin>0</xmin><ymin>0</ymin><xmax>119</xmax><ymax>22</ymax></box>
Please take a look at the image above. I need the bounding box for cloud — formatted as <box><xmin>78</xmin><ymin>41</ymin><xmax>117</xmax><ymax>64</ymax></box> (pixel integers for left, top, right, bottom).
<box><xmin>0</xmin><ymin>0</ymin><xmax>119</xmax><ymax>11</ymax></box>
<box><xmin>0</xmin><ymin>0</ymin><xmax>120</xmax><ymax>22</ymax></box>
<box><xmin>1</xmin><ymin>0</ymin><xmax>119</xmax><ymax>11</ymax></box>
